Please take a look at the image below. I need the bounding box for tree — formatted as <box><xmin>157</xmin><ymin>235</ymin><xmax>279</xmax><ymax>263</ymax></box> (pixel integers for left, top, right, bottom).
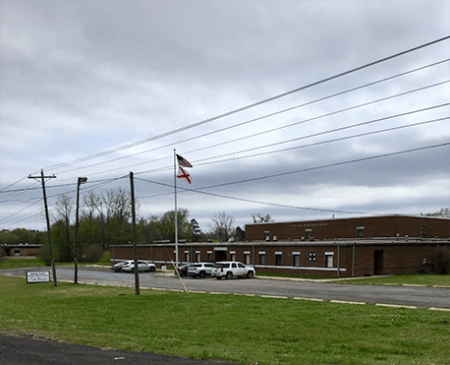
<box><xmin>149</xmin><ymin>209</ymin><xmax>191</xmax><ymax>243</ymax></box>
<box><xmin>0</xmin><ymin>229</ymin><xmax>45</xmax><ymax>245</ymax></box>
<box><xmin>52</xmin><ymin>194</ymin><xmax>74</xmax><ymax>261</ymax></box>
<box><xmin>189</xmin><ymin>218</ymin><xmax>202</xmax><ymax>242</ymax></box>
<box><xmin>81</xmin><ymin>192</ymin><xmax>104</xmax><ymax>245</ymax></box>
<box><xmin>426</xmin><ymin>208</ymin><xmax>450</xmax><ymax>219</ymax></box>
<box><xmin>251</xmin><ymin>213</ymin><xmax>274</xmax><ymax>223</ymax></box>
<box><xmin>210</xmin><ymin>211</ymin><xmax>235</xmax><ymax>242</ymax></box>
<box><xmin>103</xmin><ymin>188</ymin><xmax>133</xmax><ymax>246</ymax></box>
<box><xmin>235</xmin><ymin>226</ymin><xmax>245</xmax><ymax>241</ymax></box>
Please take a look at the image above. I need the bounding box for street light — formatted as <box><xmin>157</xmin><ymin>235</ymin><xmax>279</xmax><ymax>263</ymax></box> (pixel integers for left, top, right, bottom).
<box><xmin>74</xmin><ymin>177</ymin><xmax>87</xmax><ymax>284</ymax></box>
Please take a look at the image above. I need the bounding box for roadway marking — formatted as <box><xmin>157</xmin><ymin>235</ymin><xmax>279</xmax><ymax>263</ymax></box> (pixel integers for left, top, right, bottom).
<box><xmin>51</xmin><ymin>279</ymin><xmax>450</xmax><ymax>311</ymax></box>
<box><xmin>375</xmin><ymin>303</ymin><xmax>417</xmax><ymax>309</ymax></box>
<box><xmin>429</xmin><ymin>307</ymin><xmax>450</xmax><ymax>312</ymax></box>
<box><xmin>331</xmin><ymin>300</ymin><xmax>366</xmax><ymax>305</ymax></box>
<box><xmin>260</xmin><ymin>295</ymin><xmax>288</xmax><ymax>299</ymax></box>
<box><xmin>293</xmin><ymin>297</ymin><xmax>324</xmax><ymax>302</ymax></box>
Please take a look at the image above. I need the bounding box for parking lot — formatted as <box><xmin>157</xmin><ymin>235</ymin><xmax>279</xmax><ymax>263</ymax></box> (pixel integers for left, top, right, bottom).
<box><xmin>2</xmin><ymin>265</ymin><xmax>449</xmax><ymax>309</ymax></box>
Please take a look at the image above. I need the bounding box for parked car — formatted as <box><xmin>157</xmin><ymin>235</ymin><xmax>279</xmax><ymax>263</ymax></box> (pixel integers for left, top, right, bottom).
<box><xmin>174</xmin><ymin>264</ymin><xmax>191</xmax><ymax>277</ymax></box>
<box><xmin>122</xmin><ymin>261</ymin><xmax>156</xmax><ymax>273</ymax></box>
<box><xmin>111</xmin><ymin>260</ymin><xmax>134</xmax><ymax>273</ymax></box>
<box><xmin>213</xmin><ymin>261</ymin><xmax>255</xmax><ymax>279</ymax></box>
<box><xmin>188</xmin><ymin>262</ymin><xmax>218</xmax><ymax>278</ymax></box>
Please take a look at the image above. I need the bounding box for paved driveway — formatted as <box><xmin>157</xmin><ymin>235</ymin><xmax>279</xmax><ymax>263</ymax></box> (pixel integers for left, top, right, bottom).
<box><xmin>2</xmin><ymin>266</ymin><xmax>449</xmax><ymax>308</ymax></box>
<box><xmin>0</xmin><ymin>334</ymin><xmax>236</xmax><ymax>365</ymax></box>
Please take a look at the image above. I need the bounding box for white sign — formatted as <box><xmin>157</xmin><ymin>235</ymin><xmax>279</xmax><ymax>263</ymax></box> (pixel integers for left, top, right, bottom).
<box><xmin>26</xmin><ymin>271</ymin><xmax>50</xmax><ymax>283</ymax></box>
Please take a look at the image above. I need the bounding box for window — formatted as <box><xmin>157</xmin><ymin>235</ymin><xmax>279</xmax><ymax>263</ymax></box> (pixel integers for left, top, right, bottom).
<box><xmin>293</xmin><ymin>252</ymin><xmax>300</xmax><ymax>267</ymax></box>
<box><xmin>264</xmin><ymin>231</ymin><xmax>269</xmax><ymax>241</ymax></box>
<box><xmin>325</xmin><ymin>252</ymin><xmax>334</xmax><ymax>268</ymax></box>
<box><xmin>207</xmin><ymin>252</ymin><xmax>212</xmax><ymax>262</ymax></box>
<box><xmin>184</xmin><ymin>252</ymin><xmax>190</xmax><ymax>262</ymax></box>
<box><xmin>357</xmin><ymin>227</ymin><xmax>364</xmax><ymax>237</ymax></box>
<box><xmin>275</xmin><ymin>254</ymin><xmax>282</xmax><ymax>266</ymax></box>
<box><xmin>195</xmin><ymin>252</ymin><xmax>201</xmax><ymax>262</ymax></box>
<box><xmin>275</xmin><ymin>252</ymin><xmax>282</xmax><ymax>266</ymax></box>
<box><xmin>259</xmin><ymin>252</ymin><xmax>266</xmax><ymax>265</ymax></box>
<box><xmin>14</xmin><ymin>249</ymin><xmax>20</xmax><ymax>256</ymax></box>
<box><xmin>244</xmin><ymin>253</ymin><xmax>250</xmax><ymax>265</ymax></box>
<box><xmin>230</xmin><ymin>251</ymin><xmax>236</xmax><ymax>261</ymax></box>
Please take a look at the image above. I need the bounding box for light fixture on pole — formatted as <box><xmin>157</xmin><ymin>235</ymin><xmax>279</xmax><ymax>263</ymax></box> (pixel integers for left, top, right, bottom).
<box><xmin>74</xmin><ymin>177</ymin><xmax>87</xmax><ymax>284</ymax></box>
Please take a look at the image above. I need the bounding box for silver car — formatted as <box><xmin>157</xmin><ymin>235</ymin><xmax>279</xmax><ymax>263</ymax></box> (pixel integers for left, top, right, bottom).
<box><xmin>122</xmin><ymin>261</ymin><xmax>156</xmax><ymax>273</ymax></box>
<box><xmin>111</xmin><ymin>260</ymin><xmax>134</xmax><ymax>273</ymax></box>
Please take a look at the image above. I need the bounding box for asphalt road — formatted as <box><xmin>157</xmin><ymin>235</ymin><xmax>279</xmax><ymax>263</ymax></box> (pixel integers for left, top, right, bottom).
<box><xmin>0</xmin><ymin>334</ymin><xmax>237</xmax><ymax>365</ymax></box>
<box><xmin>2</xmin><ymin>266</ymin><xmax>449</xmax><ymax>308</ymax></box>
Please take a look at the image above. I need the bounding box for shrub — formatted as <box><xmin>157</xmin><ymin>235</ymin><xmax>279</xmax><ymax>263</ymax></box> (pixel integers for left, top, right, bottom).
<box><xmin>97</xmin><ymin>250</ymin><xmax>111</xmax><ymax>265</ymax></box>
<box><xmin>429</xmin><ymin>248</ymin><xmax>450</xmax><ymax>275</ymax></box>
<box><xmin>83</xmin><ymin>245</ymin><xmax>103</xmax><ymax>263</ymax></box>
<box><xmin>38</xmin><ymin>243</ymin><xmax>52</xmax><ymax>266</ymax></box>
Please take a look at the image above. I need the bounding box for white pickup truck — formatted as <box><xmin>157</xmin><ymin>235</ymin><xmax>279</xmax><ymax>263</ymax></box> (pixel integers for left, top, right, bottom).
<box><xmin>213</xmin><ymin>261</ymin><xmax>255</xmax><ymax>279</ymax></box>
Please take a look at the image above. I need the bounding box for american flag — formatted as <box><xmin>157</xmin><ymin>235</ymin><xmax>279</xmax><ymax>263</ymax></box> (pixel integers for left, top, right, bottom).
<box><xmin>176</xmin><ymin>154</ymin><xmax>193</xmax><ymax>168</ymax></box>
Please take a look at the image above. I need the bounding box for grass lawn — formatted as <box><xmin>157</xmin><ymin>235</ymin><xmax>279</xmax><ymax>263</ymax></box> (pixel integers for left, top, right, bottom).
<box><xmin>331</xmin><ymin>274</ymin><xmax>450</xmax><ymax>287</ymax></box>
<box><xmin>0</xmin><ymin>258</ymin><xmax>47</xmax><ymax>269</ymax></box>
<box><xmin>0</xmin><ymin>258</ymin><xmax>111</xmax><ymax>269</ymax></box>
<box><xmin>1</xmin><ymin>275</ymin><xmax>449</xmax><ymax>365</ymax></box>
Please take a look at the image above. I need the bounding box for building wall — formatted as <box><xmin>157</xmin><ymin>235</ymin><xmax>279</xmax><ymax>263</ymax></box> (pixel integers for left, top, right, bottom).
<box><xmin>109</xmin><ymin>240</ymin><xmax>449</xmax><ymax>278</ymax></box>
<box><xmin>245</xmin><ymin>215</ymin><xmax>450</xmax><ymax>241</ymax></box>
<box><xmin>0</xmin><ymin>245</ymin><xmax>42</xmax><ymax>257</ymax></box>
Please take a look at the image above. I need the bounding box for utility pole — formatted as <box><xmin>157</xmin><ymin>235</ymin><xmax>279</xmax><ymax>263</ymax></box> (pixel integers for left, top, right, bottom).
<box><xmin>75</xmin><ymin>177</ymin><xmax>87</xmax><ymax>284</ymax></box>
<box><xmin>28</xmin><ymin>170</ymin><xmax>57</xmax><ymax>286</ymax></box>
<box><xmin>130</xmin><ymin>171</ymin><xmax>139</xmax><ymax>295</ymax></box>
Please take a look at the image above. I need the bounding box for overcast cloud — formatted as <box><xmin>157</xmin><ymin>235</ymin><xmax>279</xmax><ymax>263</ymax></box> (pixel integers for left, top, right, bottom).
<box><xmin>1</xmin><ymin>0</ymin><xmax>449</xmax><ymax>233</ymax></box>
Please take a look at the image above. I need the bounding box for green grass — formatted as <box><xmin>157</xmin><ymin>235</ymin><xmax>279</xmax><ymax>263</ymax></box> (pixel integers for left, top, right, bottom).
<box><xmin>1</xmin><ymin>275</ymin><xmax>449</xmax><ymax>365</ymax></box>
<box><xmin>331</xmin><ymin>274</ymin><xmax>450</xmax><ymax>287</ymax></box>
<box><xmin>0</xmin><ymin>258</ymin><xmax>111</xmax><ymax>269</ymax></box>
<box><xmin>257</xmin><ymin>272</ymin><xmax>329</xmax><ymax>280</ymax></box>
<box><xmin>0</xmin><ymin>258</ymin><xmax>46</xmax><ymax>269</ymax></box>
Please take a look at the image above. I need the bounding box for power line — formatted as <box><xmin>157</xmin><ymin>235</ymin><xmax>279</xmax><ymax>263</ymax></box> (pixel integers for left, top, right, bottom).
<box><xmin>135</xmin><ymin>176</ymin><xmax>368</xmax><ymax>215</ymax></box>
<box><xmin>3</xmin><ymin>37</ymin><xmax>449</xmax><ymax>227</ymax></box>
<box><xmin>134</xmin><ymin>142</ymin><xmax>449</xmax><ymax>213</ymax></box>
<box><xmin>55</xmin><ymin>81</ymin><xmax>449</xmax><ymax>178</ymax></box>
<box><xmin>49</xmin><ymin>59</ymin><xmax>450</xmax><ymax>175</ymax></box>
<box><xmin>195</xmin><ymin>143</ymin><xmax>449</xmax><ymax>190</ymax></box>
<box><xmin>180</xmin><ymin>117</ymin><xmax>450</xmax><ymax>169</ymax></box>
<box><xmin>39</xmin><ymin>36</ymin><xmax>450</xmax><ymax>172</ymax></box>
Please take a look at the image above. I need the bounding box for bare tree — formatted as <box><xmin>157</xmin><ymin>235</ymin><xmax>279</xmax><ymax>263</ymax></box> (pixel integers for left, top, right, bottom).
<box><xmin>53</xmin><ymin>194</ymin><xmax>73</xmax><ymax>261</ymax></box>
<box><xmin>426</xmin><ymin>207</ymin><xmax>450</xmax><ymax>219</ymax></box>
<box><xmin>251</xmin><ymin>213</ymin><xmax>274</xmax><ymax>223</ymax></box>
<box><xmin>103</xmin><ymin>188</ymin><xmax>133</xmax><ymax>246</ymax></box>
<box><xmin>210</xmin><ymin>211</ymin><xmax>235</xmax><ymax>242</ymax></box>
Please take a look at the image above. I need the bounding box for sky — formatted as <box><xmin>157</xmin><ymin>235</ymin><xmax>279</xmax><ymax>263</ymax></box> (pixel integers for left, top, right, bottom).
<box><xmin>1</xmin><ymin>0</ymin><xmax>449</xmax><ymax>235</ymax></box>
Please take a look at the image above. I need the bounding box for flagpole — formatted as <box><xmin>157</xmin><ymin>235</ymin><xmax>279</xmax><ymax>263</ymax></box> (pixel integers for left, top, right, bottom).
<box><xmin>174</xmin><ymin>149</ymin><xmax>178</xmax><ymax>269</ymax></box>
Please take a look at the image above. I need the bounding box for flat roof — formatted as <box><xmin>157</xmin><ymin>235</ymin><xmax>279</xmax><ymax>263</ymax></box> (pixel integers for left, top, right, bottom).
<box><xmin>245</xmin><ymin>214</ymin><xmax>450</xmax><ymax>226</ymax></box>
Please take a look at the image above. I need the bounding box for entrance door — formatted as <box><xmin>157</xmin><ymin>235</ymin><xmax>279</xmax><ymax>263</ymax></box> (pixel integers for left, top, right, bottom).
<box><xmin>374</xmin><ymin>250</ymin><xmax>384</xmax><ymax>275</ymax></box>
<box><xmin>215</xmin><ymin>250</ymin><xmax>227</xmax><ymax>262</ymax></box>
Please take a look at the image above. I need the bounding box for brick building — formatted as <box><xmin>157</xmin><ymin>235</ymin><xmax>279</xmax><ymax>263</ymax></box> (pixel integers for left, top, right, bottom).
<box><xmin>109</xmin><ymin>215</ymin><xmax>449</xmax><ymax>278</ymax></box>
<box><xmin>245</xmin><ymin>215</ymin><xmax>450</xmax><ymax>241</ymax></box>
<box><xmin>0</xmin><ymin>244</ymin><xmax>42</xmax><ymax>257</ymax></box>
<box><xmin>110</xmin><ymin>238</ymin><xmax>449</xmax><ymax>278</ymax></box>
